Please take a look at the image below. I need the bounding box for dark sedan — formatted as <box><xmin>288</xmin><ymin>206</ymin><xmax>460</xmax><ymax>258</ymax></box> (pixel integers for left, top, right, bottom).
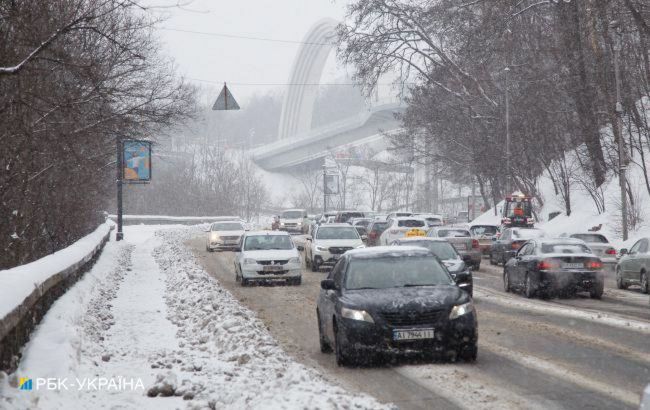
<box><xmin>503</xmin><ymin>239</ymin><xmax>604</xmax><ymax>299</ymax></box>
<box><xmin>490</xmin><ymin>227</ymin><xmax>545</xmax><ymax>266</ymax></box>
<box><xmin>316</xmin><ymin>247</ymin><xmax>478</xmax><ymax>366</ymax></box>
<box><xmin>391</xmin><ymin>237</ymin><xmax>474</xmax><ymax>296</ymax></box>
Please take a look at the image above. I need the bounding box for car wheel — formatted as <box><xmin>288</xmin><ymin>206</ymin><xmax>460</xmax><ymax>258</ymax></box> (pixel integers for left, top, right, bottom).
<box><xmin>503</xmin><ymin>270</ymin><xmax>511</xmax><ymax>293</ymax></box>
<box><xmin>474</xmin><ymin>262</ymin><xmax>481</xmax><ymax>271</ymax></box>
<box><xmin>459</xmin><ymin>342</ymin><xmax>478</xmax><ymax>362</ymax></box>
<box><xmin>311</xmin><ymin>259</ymin><xmax>320</xmax><ymax>272</ymax></box>
<box><xmin>317</xmin><ymin>310</ymin><xmax>332</xmax><ymax>353</ymax></box>
<box><xmin>241</xmin><ymin>278</ymin><xmax>250</xmax><ymax>287</ymax></box>
<box><xmin>524</xmin><ymin>273</ymin><xmax>535</xmax><ymax>298</ymax></box>
<box><xmin>489</xmin><ymin>252</ymin><xmax>496</xmax><ymax>265</ymax></box>
<box><xmin>291</xmin><ymin>277</ymin><xmax>302</xmax><ymax>286</ymax></box>
<box><xmin>616</xmin><ymin>268</ymin><xmax>628</xmax><ymax>290</ymax></box>
<box><xmin>334</xmin><ymin>321</ymin><xmax>352</xmax><ymax>367</ymax></box>
<box><xmin>590</xmin><ymin>280</ymin><xmax>604</xmax><ymax>299</ymax></box>
<box><xmin>641</xmin><ymin>271</ymin><xmax>649</xmax><ymax>294</ymax></box>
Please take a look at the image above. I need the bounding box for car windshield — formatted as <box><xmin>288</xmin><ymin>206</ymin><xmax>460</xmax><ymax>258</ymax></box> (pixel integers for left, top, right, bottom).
<box><xmin>211</xmin><ymin>222</ymin><xmax>243</xmax><ymax>231</ymax></box>
<box><xmin>370</xmin><ymin>222</ymin><xmax>389</xmax><ymax>232</ymax></box>
<box><xmin>404</xmin><ymin>241</ymin><xmax>458</xmax><ymax>260</ymax></box>
<box><xmin>571</xmin><ymin>234</ymin><xmax>608</xmax><ymax>243</ymax></box>
<box><xmin>316</xmin><ymin>227</ymin><xmax>360</xmax><ymax>240</ymax></box>
<box><xmin>345</xmin><ymin>255</ymin><xmax>453</xmax><ymax>290</ymax></box>
<box><xmin>282</xmin><ymin>211</ymin><xmax>303</xmax><ymax>219</ymax></box>
<box><xmin>437</xmin><ymin>229</ymin><xmax>470</xmax><ymax>237</ymax></box>
<box><xmin>512</xmin><ymin>229</ymin><xmax>545</xmax><ymax>239</ymax></box>
<box><xmin>397</xmin><ymin>219</ymin><xmax>425</xmax><ymax>228</ymax></box>
<box><xmin>355</xmin><ymin>226</ymin><xmax>367</xmax><ymax>236</ymax></box>
<box><xmin>425</xmin><ymin>217</ymin><xmax>442</xmax><ymax>225</ymax></box>
<box><xmin>470</xmin><ymin>225</ymin><xmax>498</xmax><ymax>236</ymax></box>
<box><xmin>244</xmin><ymin>235</ymin><xmax>293</xmax><ymax>251</ymax></box>
<box><xmin>541</xmin><ymin>243</ymin><xmax>592</xmax><ymax>254</ymax></box>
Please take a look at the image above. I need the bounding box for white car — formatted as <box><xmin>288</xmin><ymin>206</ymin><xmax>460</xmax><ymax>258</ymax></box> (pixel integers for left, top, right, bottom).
<box><xmin>565</xmin><ymin>232</ymin><xmax>618</xmax><ymax>269</ymax></box>
<box><xmin>206</xmin><ymin>220</ymin><xmax>246</xmax><ymax>251</ymax></box>
<box><xmin>234</xmin><ymin>231</ymin><xmax>303</xmax><ymax>286</ymax></box>
<box><xmin>414</xmin><ymin>213</ymin><xmax>444</xmax><ymax>227</ymax></box>
<box><xmin>279</xmin><ymin>208</ymin><xmax>309</xmax><ymax>234</ymax></box>
<box><xmin>379</xmin><ymin>217</ymin><xmax>428</xmax><ymax>245</ymax></box>
<box><xmin>305</xmin><ymin>224</ymin><xmax>365</xmax><ymax>271</ymax></box>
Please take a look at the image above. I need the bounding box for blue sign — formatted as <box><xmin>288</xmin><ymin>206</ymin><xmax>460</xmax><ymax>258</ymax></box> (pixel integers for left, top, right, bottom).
<box><xmin>123</xmin><ymin>140</ymin><xmax>151</xmax><ymax>182</ymax></box>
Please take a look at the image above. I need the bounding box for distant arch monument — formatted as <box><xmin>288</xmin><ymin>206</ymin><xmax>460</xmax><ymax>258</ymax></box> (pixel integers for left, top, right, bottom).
<box><xmin>277</xmin><ymin>18</ymin><xmax>338</xmax><ymax>141</ymax></box>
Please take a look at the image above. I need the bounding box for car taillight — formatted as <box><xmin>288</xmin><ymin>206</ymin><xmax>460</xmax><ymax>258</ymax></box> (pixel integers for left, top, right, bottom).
<box><xmin>538</xmin><ymin>259</ymin><xmax>560</xmax><ymax>270</ymax></box>
<box><xmin>586</xmin><ymin>260</ymin><xmax>603</xmax><ymax>269</ymax></box>
<box><xmin>472</xmin><ymin>239</ymin><xmax>479</xmax><ymax>249</ymax></box>
<box><xmin>369</xmin><ymin>232</ymin><xmax>377</xmax><ymax>239</ymax></box>
<box><xmin>605</xmin><ymin>248</ymin><xmax>616</xmax><ymax>255</ymax></box>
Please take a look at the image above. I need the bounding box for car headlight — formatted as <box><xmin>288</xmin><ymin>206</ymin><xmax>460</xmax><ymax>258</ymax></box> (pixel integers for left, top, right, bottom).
<box><xmin>449</xmin><ymin>302</ymin><xmax>474</xmax><ymax>320</ymax></box>
<box><xmin>243</xmin><ymin>258</ymin><xmax>257</xmax><ymax>265</ymax></box>
<box><xmin>210</xmin><ymin>233</ymin><xmax>219</xmax><ymax>241</ymax></box>
<box><xmin>341</xmin><ymin>307</ymin><xmax>374</xmax><ymax>323</ymax></box>
<box><xmin>287</xmin><ymin>257</ymin><xmax>300</xmax><ymax>264</ymax></box>
<box><xmin>315</xmin><ymin>245</ymin><xmax>328</xmax><ymax>252</ymax></box>
<box><xmin>297</xmin><ymin>222</ymin><xmax>302</xmax><ymax>226</ymax></box>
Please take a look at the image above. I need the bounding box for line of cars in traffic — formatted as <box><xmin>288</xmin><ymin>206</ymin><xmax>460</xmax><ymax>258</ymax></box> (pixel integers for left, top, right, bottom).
<box><xmin>203</xmin><ymin>210</ymin><xmax>649</xmax><ymax>367</ymax></box>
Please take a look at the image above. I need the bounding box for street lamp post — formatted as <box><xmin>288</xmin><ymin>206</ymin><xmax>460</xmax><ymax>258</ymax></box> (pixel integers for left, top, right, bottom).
<box><xmin>611</xmin><ymin>20</ymin><xmax>628</xmax><ymax>241</ymax></box>
<box><xmin>505</xmin><ymin>65</ymin><xmax>511</xmax><ymax>195</ymax></box>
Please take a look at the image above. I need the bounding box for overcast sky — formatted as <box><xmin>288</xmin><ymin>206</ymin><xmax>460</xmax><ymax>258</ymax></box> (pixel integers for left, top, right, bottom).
<box><xmin>153</xmin><ymin>0</ymin><xmax>348</xmax><ymax>103</ymax></box>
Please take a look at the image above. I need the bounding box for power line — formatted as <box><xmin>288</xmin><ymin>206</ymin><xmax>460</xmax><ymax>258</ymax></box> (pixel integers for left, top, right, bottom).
<box><xmin>159</xmin><ymin>27</ymin><xmax>334</xmax><ymax>47</ymax></box>
<box><xmin>185</xmin><ymin>77</ymin><xmax>408</xmax><ymax>87</ymax></box>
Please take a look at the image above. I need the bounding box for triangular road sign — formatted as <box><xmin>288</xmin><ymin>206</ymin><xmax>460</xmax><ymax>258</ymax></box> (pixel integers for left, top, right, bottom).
<box><xmin>212</xmin><ymin>83</ymin><xmax>240</xmax><ymax>110</ymax></box>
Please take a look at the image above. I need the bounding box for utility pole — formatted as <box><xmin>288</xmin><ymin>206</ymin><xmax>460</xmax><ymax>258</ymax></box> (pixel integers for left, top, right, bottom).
<box><xmin>322</xmin><ymin>164</ymin><xmax>327</xmax><ymax>215</ymax></box>
<box><xmin>505</xmin><ymin>64</ymin><xmax>511</xmax><ymax>196</ymax></box>
<box><xmin>611</xmin><ymin>20</ymin><xmax>628</xmax><ymax>240</ymax></box>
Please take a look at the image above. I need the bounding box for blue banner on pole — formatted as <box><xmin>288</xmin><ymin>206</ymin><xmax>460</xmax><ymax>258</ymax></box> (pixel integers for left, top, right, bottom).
<box><xmin>122</xmin><ymin>140</ymin><xmax>151</xmax><ymax>182</ymax></box>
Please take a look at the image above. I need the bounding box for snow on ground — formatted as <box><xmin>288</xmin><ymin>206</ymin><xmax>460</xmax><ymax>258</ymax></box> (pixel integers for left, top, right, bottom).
<box><xmin>0</xmin><ymin>225</ymin><xmax>391</xmax><ymax>410</ymax></box>
<box><xmin>0</xmin><ymin>222</ymin><xmax>111</xmax><ymax>321</ymax></box>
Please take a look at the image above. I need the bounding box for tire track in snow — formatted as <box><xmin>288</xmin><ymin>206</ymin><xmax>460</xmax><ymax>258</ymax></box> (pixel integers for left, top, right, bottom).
<box><xmin>474</xmin><ymin>287</ymin><xmax>650</xmax><ymax>334</ymax></box>
<box><xmin>478</xmin><ymin>309</ymin><xmax>650</xmax><ymax>367</ymax></box>
<box><xmin>480</xmin><ymin>341</ymin><xmax>641</xmax><ymax>408</ymax></box>
<box><xmin>394</xmin><ymin>364</ymin><xmax>553</xmax><ymax>410</ymax></box>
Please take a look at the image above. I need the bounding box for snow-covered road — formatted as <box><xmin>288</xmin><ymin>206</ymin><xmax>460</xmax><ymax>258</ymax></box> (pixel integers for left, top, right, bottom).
<box><xmin>0</xmin><ymin>226</ymin><xmax>389</xmax><ymax>410</ymax></box>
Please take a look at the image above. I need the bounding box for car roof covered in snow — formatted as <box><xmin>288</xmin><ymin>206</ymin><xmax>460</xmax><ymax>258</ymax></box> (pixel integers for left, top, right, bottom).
<box><xmin>345</xmin><ymin>246</ymin><xmax>432</xmax><ymax>259</ymax></box>
<box><xmin>394</xmin><ymin>237</ymin><xmax>448</xmax><ymax>243</ymax></box>
<box><xmin>535</xmin><ymin>238</ymin><xmax>587</xmax><ymax>245</ymax></box>
<box><xmin>244</xmin><ymin>230</ymin><xmax>290</xmax><ymax>237</ymax></box>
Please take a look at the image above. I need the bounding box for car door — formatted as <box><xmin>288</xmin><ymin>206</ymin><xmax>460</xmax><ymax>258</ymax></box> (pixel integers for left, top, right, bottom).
<box><xmin>509</xmin><ymin>242</ymin><xmax>530</xmax><ymax>287</ymax></box>
<box><xmin>321</xmin><ymin>257</ymin><xmax>346</xmax><ymax>342</ymax></box>
<box><xmin>516</xmin><ymin>242</ymin><xmax>537</xmax><ymax>286</ymax></box>
<box><xmin>623</xmin><ymin>240</ymin><xmax>642</xmax><ymax>279</ymax></box>
<box><xmin>496</xmin><ymin>229</ymin><xmax>511</xmax><ymax>261</ymax></box>
<box><xmin>639</xmin><ymin>239</ymin><xmax>650</xmax><ymax>276</ymax></box>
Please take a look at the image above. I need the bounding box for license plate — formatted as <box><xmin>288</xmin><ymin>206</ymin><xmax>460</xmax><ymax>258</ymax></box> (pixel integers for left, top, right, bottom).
<box><xmin>393</xmin><ymin>328</ymin><xmax>435</xmax><ymax>341</ymax></box>
<box><xmin>562</xmin><ymin>263</ymin><xmax>584</xmax><ymax>269</ymax></box>
<box><xmin>405</xmin><ymin>229</ymin><xmax>426</xmax><ymax>237</ymax></box>
<box><xmin>454</xmin><ymin>243</ymin><xmax>467</xmax><ymax>250</ymax></box>
<box><xmin>263</xmin><ymin>265</ymin><xmax>283</xmax><ymax>272</ymax></box>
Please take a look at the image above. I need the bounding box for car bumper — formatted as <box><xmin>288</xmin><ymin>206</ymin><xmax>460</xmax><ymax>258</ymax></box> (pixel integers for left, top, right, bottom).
<box><xmin>337</xmin><ymin>312</ymin><xmax>477</xmax><ymax>356</ymax></box>
<box><xmin>281</xmin><ymin>225</ymin><xmax>304</xmax><ymax>233</ymax></box>
<box><xmin>538</xmin><ymin>270</ymin><xmax>603</xmax><ymax>291</ymax></box>
<box><xmin>241</xmin><ymin>266</ymin><xmax>302</xmax><ymax>281</ymax></box>
<box><xmin>457</xmin><ymin>250</ymin><xmax>482</xmax><ymax>265</ymax></box>
<box><xmin>314</xmin><ymin>252</ymin><xmax>344</xmax><ymax>266</ymax></box>
<box><xmin>207</xmin><ymin>242</ymin><xmax>240</xmax><ymax>251</ymax></box>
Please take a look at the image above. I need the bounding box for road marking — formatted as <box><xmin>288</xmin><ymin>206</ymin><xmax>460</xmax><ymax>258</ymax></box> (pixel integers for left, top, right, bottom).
<box><xmin>481</xmin><ymin>341</ymin><xmax>641</xmax><ymax>408</ymax></box>
<box><xmin>474</xmin><ymin>286</ymin><xmax>650</xmax><ymax>335</ymax></box>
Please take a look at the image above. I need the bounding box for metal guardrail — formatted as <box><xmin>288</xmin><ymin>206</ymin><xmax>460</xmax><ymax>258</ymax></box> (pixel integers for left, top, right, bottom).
<box><xmin>0</xmin><ymin>225</ymin><xmax>111</xmax><ymax>372</ymax></box>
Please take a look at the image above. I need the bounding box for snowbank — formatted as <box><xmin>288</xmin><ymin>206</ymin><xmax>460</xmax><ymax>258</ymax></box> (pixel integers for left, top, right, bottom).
<box><xmin>0</xmin><ymin>222</ymin><xmax>111</xmax><ymax>321</ymax></box>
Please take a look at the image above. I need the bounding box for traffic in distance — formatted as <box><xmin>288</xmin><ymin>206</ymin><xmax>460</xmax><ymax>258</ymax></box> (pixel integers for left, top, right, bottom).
<box><xmin>200</xmin><ymin>195</ymin><xmax>650</xmax><ymax>373</ymax></box>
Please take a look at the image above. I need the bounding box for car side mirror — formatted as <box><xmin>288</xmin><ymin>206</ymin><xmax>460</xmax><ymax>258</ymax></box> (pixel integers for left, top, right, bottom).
<box><xmin>620</xmin><ymin>248</ymin><xmax>628</xmax><ymax>255</ymax></box>
<box><xmin>492</xmin><ymin>236</ymin><xmax>497</xmax><ymax>241</ymax></box>
<box><xmin>296</xmin><ymin>245</ymin><xmax>304</xmax><ymax>251</ymax></box>
<box><xmin>321</xmin><ymin>279</ymin><xmax>337</xmax><ymax>290</ymax></box>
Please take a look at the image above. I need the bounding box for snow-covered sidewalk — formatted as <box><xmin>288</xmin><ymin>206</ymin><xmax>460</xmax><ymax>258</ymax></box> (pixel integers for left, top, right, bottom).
<box><xmin>1</xmin><ymin>226</ymin><xmax>390</xmax><ymax>409</ymax></box>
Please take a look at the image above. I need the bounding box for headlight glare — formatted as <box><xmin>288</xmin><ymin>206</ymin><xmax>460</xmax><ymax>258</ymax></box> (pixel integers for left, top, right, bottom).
<box><xmin>449</xmin><ymin>302</ymin><xmax>474</xmax><ymax>320</ymax></box>
<box><xmin>341</xmin><ymin>307</ymin><xmax>374</xmax><ymax>323</ymax></box>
